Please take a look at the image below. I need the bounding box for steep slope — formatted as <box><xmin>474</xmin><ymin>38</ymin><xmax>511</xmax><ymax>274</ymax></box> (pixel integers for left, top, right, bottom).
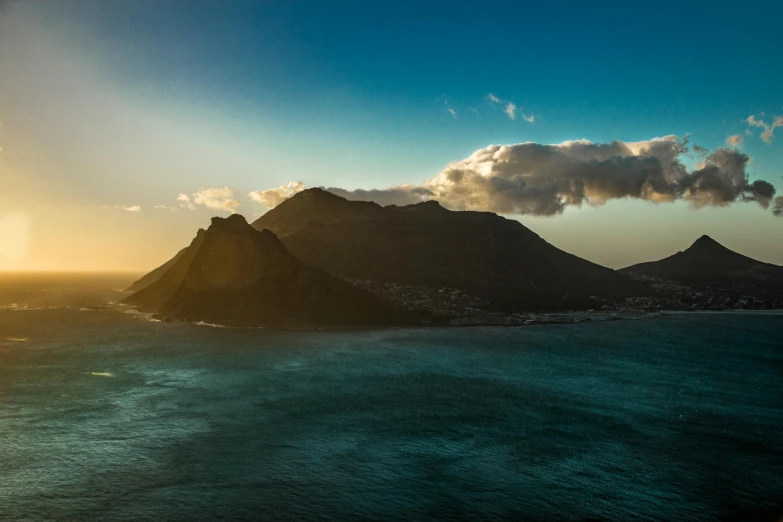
<box><xmin>252</xmin><ymin>189</ymin><xmax>647</xmax><ymax>309</ymax></box>
<box><xmin>124</xmin><ymin>215</ymin><xmax>419</xmax><ymax>326</ymax></box>
<box><xmin>621</xmin><ymin>235</ymin><xmax>783</xmax><ymax>286</ymax></box>
<box><xmin>125</xmin><ymin>230</ymin><xmax>205</xmax><ymax>292</ymax></box>
<box><xmin>124</xmin><ymin>229</ymin><xmax>206</xmax><ymax>308</ymax></box>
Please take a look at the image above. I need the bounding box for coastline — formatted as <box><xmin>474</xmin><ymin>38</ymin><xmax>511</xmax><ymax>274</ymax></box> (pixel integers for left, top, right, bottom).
<box><xmin>3</xmin><ymin>302</ymin><xmax>781</xmax><ymax>332</ymax></box>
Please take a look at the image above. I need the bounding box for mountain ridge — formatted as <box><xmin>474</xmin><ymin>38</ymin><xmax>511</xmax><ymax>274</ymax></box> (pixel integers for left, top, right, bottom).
<box><xmin>124</xmin><ymin>215</ymin><xmax>420</xmax><ymax>326</ymax></box>
<box><xmin>251</xmin><ymin>188</ymin><xmax>648</xmax><ymax>310</ymax></box>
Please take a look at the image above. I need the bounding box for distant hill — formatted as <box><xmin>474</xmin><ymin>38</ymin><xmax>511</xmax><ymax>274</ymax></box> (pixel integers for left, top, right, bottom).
<box><xmin>124</xmin><ymin>215</ymin><xmax>420</xmax><ymax>326</ymax></box>
<box><xmin>251</xmin><ymin>188</ymin><xmax>647</xmax><ymax>310</ymax></box>
<box><xmin>621</xmin><ymin>235</ymin><xmax>783</xmax><ymax>298</ymax></box>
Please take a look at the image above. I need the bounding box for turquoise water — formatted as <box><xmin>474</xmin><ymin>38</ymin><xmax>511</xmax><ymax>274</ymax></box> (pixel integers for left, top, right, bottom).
<box><xmin>1</xmin><ymin>307</ymin><xmax>782</xmax><ymax>521</ymax></box>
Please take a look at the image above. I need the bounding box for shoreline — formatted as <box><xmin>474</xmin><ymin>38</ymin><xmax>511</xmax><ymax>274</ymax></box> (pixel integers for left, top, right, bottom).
<box><xmin>3</xmin><ymin>304</ymin><xmax>781</xmax><ymax>331</ymax></box>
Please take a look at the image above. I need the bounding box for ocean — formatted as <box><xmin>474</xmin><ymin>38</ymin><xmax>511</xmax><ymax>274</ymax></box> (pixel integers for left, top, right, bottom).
<box><xmin>1</xmin><ymin>274</ymin><xmax>782</xmax><ymax>521</ymax></box>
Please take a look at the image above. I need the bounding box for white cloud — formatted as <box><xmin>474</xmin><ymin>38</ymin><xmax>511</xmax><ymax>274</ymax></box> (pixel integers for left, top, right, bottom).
<box><xmin>104</xmin><ymin>205</ymin><xmax>141</xmax><ymax>212</ymax></box>
<box><xmin>154</xmin><ymin>205</ymin><xmax>176</xmax><ymax>211</ymax></box>
<box><xmin>191</xmin><ymin>186</ymin><xmax>242</xmax><ymax>213</ymax></box>
<box><xmin>725</xmin><ymin>134</ymin><xmax>743</xmax><ymax>148</ymax></box>
<box><xmin>479</xmin><ymin>94</ymin><xmax>536</xmax><ymax>122</ymax></box>
<box><xmin>249</xmin><ymin>181</ymin><xmax>305</xmax><ymax>209</ymax></box>
<box><xmin>320</xmin><ymin>137</ymin><xmax>778</xmax><ymax>216</ymax></box>
<box><xmin>177</xmin><ymin>193</ymin><xmax>196</xmax><ymax>210</ymax></box>
<box><xmin>746</xmin><ymin>112</ymin><xmax>783</xmax><ymax>143</ymax></box>
<box><xmin>444</xmin><ymin>100</ymin><xmax>457</xmax><ymax>118</ymax></box>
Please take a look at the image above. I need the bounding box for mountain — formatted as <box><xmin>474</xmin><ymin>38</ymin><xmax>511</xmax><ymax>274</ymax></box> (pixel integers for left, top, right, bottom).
<box><xmin>621</xmin><ymin>235</ymin><xmax>783</xmax><ymax>297</ymax></box>
<box><xmin>250</xmin><ymin>188</ymin><xmax>647</xmax><ymax>310</ymax></box>
<box><xmin>124</xmin><ymin>215</ymin><xmax>419</xmax><ymax>326</ymax></box>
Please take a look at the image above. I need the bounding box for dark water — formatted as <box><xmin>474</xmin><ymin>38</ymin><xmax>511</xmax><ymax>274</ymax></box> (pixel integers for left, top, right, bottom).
<box><xmin>1</xmin><ymin>278</ymin><xmax>782</xmax><ymax>521</ymax></box>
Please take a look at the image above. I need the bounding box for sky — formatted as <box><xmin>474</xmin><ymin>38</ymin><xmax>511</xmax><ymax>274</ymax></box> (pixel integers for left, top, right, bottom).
<box><xmin>1</xmin><ymin>0</ymin><xmax>782</xmax><ymax>271</ymax></box>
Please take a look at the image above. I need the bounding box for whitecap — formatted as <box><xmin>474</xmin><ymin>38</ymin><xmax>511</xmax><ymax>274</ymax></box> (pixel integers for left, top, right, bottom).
<box><xmin>195</xmin><ymin>321</ymin><xmax>228</xmax><ymax>328</ymax></box>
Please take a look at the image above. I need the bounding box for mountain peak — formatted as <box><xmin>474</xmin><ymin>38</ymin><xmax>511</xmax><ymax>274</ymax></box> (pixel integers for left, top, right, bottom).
<box><xmin>693</xmin><ymin>234</ymin><xmax>717</xmax><ymax>245</ymax></box>
<box><xmin>406</xmin><ymin>199</ymin><xmax>442</xmax><ymax>209</ymax></box>
<box><xmin>209</xmin><ymin>214</ymin><xmax>251</xmax><ymax>233</ymax></box>
<box><xmin>688</xmin><ymin>234</ymin><xmax>727</xmax><ymax>253</ymax></box>
<box><xmin>292</xmin><ymin>187</ymin><xmax>340</xmax><ymax>201</ymax></box>
<box><xmin>251</xmin><ymin>187</ymin><xmax>385</xmax><ymax>236</ymax></box>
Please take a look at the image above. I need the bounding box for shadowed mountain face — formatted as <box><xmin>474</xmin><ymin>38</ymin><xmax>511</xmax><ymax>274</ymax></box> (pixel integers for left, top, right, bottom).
<box><xmin>124</xmin><ymin>215</ymin><xmax>417</xmax><ymax>326</ymax></box>
<box><xmin>621</xmin><ymin>235</ymin><xmax>783</xmax><ymax>297</ymax></box>
<box><xmin>251</xmin><ymin>188</ymin><xmax>647</xmax><ymax>309</ymax></box>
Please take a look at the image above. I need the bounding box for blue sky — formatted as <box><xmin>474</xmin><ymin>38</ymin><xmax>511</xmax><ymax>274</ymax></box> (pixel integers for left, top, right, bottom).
<box><xmin>1</xmin><ymin>0</ymin><xmax>782</xmax><ymax>270</ymax></box>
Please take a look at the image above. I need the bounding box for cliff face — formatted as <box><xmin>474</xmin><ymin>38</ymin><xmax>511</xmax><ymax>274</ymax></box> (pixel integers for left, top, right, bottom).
<box><xmin>252</xmin><ymin>189</ymin><xmax>648</xmax><ymax>310</ymax></box>
<box><xmin>182</xmin><ymin>217</ymin><xmax>296</xmax><ymax>291</ymax></box>
<box><xmin>123</xmin><ymin>229</ymin><xmax>206</xmax><ymax>309</ymax></box>
<box><xmin>124</xmin><ymin>215</ymin><xmax>419</xmax><ymax>327</ymax></box>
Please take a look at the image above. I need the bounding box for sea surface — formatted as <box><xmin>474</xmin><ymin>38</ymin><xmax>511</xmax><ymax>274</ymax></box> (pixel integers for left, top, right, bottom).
<box><xmin>1</xmin><ymin>274</ymin><xmax>782</xmax><ymax>521</ymax></box>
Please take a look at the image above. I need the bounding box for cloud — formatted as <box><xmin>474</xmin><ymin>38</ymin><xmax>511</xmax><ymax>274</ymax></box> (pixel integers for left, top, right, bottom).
<box><xmin>177</xmin><ymin>193</ymin><xmax>196</xmax><ymax>210</ymax></box>
<box><xmin>325</xmin><ymin>185</ymin><xmax>434</xmax><ymax>207</ymax></box>
<box><xmin>487</xmin><ymin>94</ymin><xmax>534</xmax><ymax>122</ymax></box>
<box><xmin>746</xmin><ymin>112</ymin><xmax>783</xmax><ymax>143</ymax></box>
<box><xmin>248</xmin><ymin>181</ymin><xmax>305</xmax><ymax>209</ymax></box>
<box><xmin>426</xmin><ymin>138</ymin><xmax>777</xmax><ymax>214</ymax></box>
<box><xmin>105</xmin><ymin>205</ymin><xmax>141</xmax><ymax>212</ymax></box>
<box><xmin>257</xmin><ymin>137</ymin><xmax>778</xmax><ymax>217</ymax></box>
<box><xmin>773</xmin><ymin>196</ymin><xmax>783</xmax><ymax>217</ymax></box>
<box><xmin>725</xmin><ymin>134</ymin><xmax>743</xmax><ymax>148</ymax></box>
<box><xmin>176</xmin><ymin>189</ymin><xmax>241</xmax><ymax>213</ymax></box>
<box><xmin>691</xmin><ymin>144</ymin><xmax>709</xmax><ymax>158</ymax></box>
<box><xmin>154</xmin><ymin>205</ymin><xmax>176</xmax><ymax>211</ymax></box>
<box><xmin>444</xmin><ymin>100</ymin><xmax>457</xmax><ymax>118</ymax></box>
<box><xmin>191</xmin><ymin>186</ymin><xmax>242</xmax><ymax>213</ymax></box>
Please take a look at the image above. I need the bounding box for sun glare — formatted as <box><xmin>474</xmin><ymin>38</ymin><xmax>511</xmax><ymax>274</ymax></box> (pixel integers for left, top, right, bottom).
<box><xmin>0</xmin><ymin>213</ymin><xmax>31</xmax><ymax>261</ymax></box>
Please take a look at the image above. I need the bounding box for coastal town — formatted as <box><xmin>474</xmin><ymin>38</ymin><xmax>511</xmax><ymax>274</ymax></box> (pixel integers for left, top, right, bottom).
<box><xmin>346</xmin><ymin>275</ymin><xmax>782</xmax><ymax>326</ymax></box>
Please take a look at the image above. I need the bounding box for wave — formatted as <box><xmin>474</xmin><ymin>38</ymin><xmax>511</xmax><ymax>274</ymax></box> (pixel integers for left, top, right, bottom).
<box><xmin>0</xmin><ymin>304</ymin><xmax>63</xmax><ymax>311</ymax></box>
<box><xmin>195</xmin><ymin>321</ymin><xmax>229</xmax><ymax>328</ymax></box>
<box><xmin>120</xmin><ymin>308</ymin><xmax>162</xmax><ymax>322</ymax></box>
